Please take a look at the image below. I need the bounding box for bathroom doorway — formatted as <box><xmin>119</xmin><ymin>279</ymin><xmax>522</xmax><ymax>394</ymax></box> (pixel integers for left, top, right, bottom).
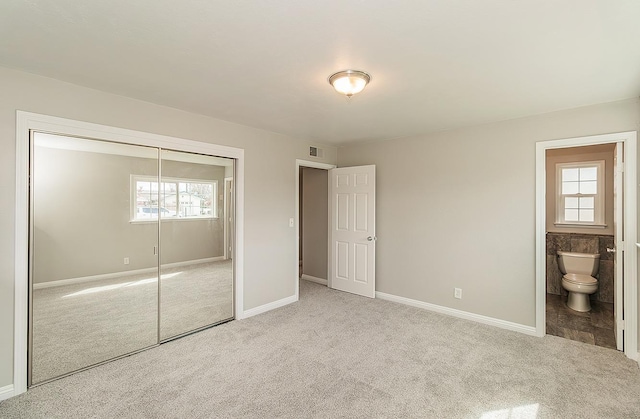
<box><xmin>535</xmin><ymin>132</ymin><xmax>637</xmax><ymax>359</ymax></box>
<box><xmin>544</xmin><ymin>144</ymin><xmax>617</xmax><ymax>349</ymax></box>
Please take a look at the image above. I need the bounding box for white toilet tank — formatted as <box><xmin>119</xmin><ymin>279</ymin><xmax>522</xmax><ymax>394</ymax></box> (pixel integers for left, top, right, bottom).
<box><xmin>557</xmin><ymin>251</ymin><xmax>600</xmax><ymax>276</ymax></box>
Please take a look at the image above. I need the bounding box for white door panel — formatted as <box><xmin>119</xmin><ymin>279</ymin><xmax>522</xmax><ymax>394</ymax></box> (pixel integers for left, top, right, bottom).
<box><xmin>337</xmin><ymin>194</ymin><xmax>350</xmax><ymax>230</ymax></box>
<box><xmin>336</xmin><ymin>241</ymin><xmax>349</xmax><ymax>280</ymax></box>
<box><xmin>329</xmin><ymin>165</ymin><xmax>376</xmax><ymax>298</ymax></box>
<box><xmin>354</xmin><ymin>243</ymin><xmax>369</xmax><ymax>283</ymax></box>
<box><xmin>355</xmin><ymin>193</ymin><xmax>369</xmax><ymax>231</ymax></box>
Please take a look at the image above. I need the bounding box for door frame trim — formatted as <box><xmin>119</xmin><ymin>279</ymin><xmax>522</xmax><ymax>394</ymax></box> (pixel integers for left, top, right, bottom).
<box><xmin>535</xmin><ymin>131</ymin><xmax>637</xmax><ymax>360</ymax></box>
<box><xmin>14</xmin><ymin>111</ymin><xmax>246</xmax><ymax>396</ymax></box>
<box><xmin>223</xmin><ymin>177</ymin><xmax>233</xmax><ymax>260</ymax></box>
<box><xmin>295</xmin><ymin>159</ymin><xmax>335</xmax><ymax>300</ymax></box>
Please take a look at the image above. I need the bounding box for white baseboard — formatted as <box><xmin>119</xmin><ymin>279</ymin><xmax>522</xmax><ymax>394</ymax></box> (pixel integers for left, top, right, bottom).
<box><xmin>240</xmin><ymin>294</ymin><xmax>298</xmax><ymax>319</ymax></box>
<box><xmin>0</xmin><ymin>384</ymin><xmax>15</xmax><ymax>401</ymax></box>
<box><xmin>164</xmin><ymin>256</ymin><xmax>225</xmax><ymax>268</ymax></box>
<box><xmin>376</xmin><ymin>291</ymin><xmax>537</xmax><ymax>337</ymax></box>
<box><xmin>33</xmin><ymin>256</ymin><xmax>226</xmax><ymax>289</ymax></box>
<box><xmin>300</xmin><ymin>274</ymin><xmax>328</xmax><ymax>286</ymax></box>
<box><xmin>34</xmin><ymin>266</ymin><xmax>159</xmax><ymax>290</ymax></box>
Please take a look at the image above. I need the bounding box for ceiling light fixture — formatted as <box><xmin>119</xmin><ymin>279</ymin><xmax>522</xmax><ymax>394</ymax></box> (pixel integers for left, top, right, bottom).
<box><xmin>328</xmin><ymin>70</ymin><xmax>371</xmax><ymax>98</ymax></box>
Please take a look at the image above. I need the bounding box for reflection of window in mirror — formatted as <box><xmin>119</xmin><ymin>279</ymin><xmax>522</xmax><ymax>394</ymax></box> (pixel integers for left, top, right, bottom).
<box><xmin>131</xmin><ymin>175</ymin><xmax>218</xmax><ymax>221</ymax></box>
<box><xmin>555</xmin><ymin>160</ymin><xmax>605</xmax><ymax>227</ymax></box>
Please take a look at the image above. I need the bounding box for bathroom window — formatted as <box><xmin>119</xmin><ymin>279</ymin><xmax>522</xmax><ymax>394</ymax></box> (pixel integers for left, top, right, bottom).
<box><xmin>555</xmin><ymin>161</ymin><xmax>605</xmax><ymax>227</ymax></box>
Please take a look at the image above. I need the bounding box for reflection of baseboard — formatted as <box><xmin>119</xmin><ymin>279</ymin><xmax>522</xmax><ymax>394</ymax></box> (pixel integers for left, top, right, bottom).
<box><xmin>300</xmin><ymin>274</ymin><xmax>328</xmax><ymax>286</ymax></box>
<box><xmin>34</xmin><ymin>256</ymin><xmax>225</xmax><ymax>290</ymax></box>
<box><xmin>163</xmin><ymin>256</ymin><xmax>225</xmax><ymax>269</ymax></box>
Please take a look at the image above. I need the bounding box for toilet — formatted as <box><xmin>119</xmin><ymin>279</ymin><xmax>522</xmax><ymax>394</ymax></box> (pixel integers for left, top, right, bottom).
<box><xmin>557</xmin><ymin>251</ymin><xmax>600</xmax><ymax>312</ymax></box>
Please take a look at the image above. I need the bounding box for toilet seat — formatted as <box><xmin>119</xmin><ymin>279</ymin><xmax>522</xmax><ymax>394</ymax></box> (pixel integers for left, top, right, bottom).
<box><xmin>563</xmin><ymin>273</ymin><xmax>597</xmax><ymax>285</ymax></box>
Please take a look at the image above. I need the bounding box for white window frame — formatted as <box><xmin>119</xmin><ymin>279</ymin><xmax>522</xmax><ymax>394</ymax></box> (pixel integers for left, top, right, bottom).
<box><xmin>131</xmin><ymin>175</ymin><xmax>218</xmax><ymax>222</ymax></box>
<box><xmin>555</xmin><ymin>160</ymin><xmax>605</xmax><ymax>228</ymax></box>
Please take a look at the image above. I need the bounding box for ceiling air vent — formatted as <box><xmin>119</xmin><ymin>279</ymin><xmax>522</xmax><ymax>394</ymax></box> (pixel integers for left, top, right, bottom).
<box><xmin>309</xmin><ymin>146</ymin><xmax>323</xmax><ymax>158</ymax></box>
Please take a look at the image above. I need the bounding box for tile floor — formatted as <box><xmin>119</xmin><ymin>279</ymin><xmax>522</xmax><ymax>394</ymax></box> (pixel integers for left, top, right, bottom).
<box><xmin>546</xmin><ymin>293</ymin><xmax>617</xmax><ymax>350</ymax></box>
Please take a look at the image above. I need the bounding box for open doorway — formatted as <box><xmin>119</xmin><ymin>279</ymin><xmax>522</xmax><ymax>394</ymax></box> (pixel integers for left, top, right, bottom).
<box><xmin>535</xmin><ymin>131</ymin><xmax>637</xmax><ymax>360</ymax></box>
<box><xmin>299</xmin><ymin>167</ymin><xmax>329</xmax><ymax>284</ymax></box>
<box><xmin>544</xmin><ymin>144</ymin><xmax>617</xmax><ymax>349</ymax></box>
<box><xmin>295</xmin><ymin>160</ymin><xmax>377</xmax><ymax>300</ymax></box>
<box><xmin>295</xmin><ymin>160</ymin><xmax>335</xmax><ymax>297</ymax></box>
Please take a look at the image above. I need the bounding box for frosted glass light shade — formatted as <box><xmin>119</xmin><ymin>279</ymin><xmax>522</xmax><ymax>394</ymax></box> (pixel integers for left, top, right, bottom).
<box><xmin>329</xmin><ymin>70</ymin><xmax>371</xmax><ymax>97</ymax></box>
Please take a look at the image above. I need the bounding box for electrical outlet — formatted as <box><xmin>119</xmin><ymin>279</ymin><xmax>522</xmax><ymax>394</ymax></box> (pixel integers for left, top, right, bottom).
<box><xmin>454</xmin><ymin>288</ymin><xmax>462</xmax><ymax>299</ymax></box>
<box><xmin>124</xmin><ymin>257</ymin><xmax>130</xmax><ymax>265</ymax></box>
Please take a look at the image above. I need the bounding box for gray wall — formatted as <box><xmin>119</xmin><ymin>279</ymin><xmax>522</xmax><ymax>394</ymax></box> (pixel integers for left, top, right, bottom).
<box><xmin>301</xmin><ymin>167</ymin><xmax>328</xmax><ymax>279</ymax></box>
<box><xmin>338</xmin><ymin>98</ymin><xmax>640</xmax><ymax>329</ymax></box>
<box><xmin>0</xmin><ymin>66</ymin><xmax>337</xmax><ymax>388</ymax></box>
<box><xmin>32</xmin><ymin>146</ymin><xmax>226</xmax><ymax>283</ymax></box>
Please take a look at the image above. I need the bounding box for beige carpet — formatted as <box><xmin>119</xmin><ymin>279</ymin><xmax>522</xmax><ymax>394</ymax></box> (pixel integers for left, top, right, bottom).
<box><xmin>31</xmin><ymin>260</ymin><xmax>232</xmax><ymax>384</ymax></box>
<box><xmin>3</xmin><ymin>279</ymin><xmax>640</xmax><ymax>418</ymax></box>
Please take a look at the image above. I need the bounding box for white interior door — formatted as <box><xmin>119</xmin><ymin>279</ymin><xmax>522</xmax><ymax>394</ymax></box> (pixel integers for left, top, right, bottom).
<box><xmin>329</xmin><ymin>165</ymin><xmax>376</xmax><ymax>298</ymax></box>
<box><xmin>614</xmin><ymin>142</ymin><xmax>624</xmax><ymax>350</ymax></box>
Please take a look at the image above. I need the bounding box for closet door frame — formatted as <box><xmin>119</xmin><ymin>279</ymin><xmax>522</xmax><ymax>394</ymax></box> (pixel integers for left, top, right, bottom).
<box><xmin>14</xmin><ymin>111</ymin><xmax>245</xmax><ymax>396</ymax></box>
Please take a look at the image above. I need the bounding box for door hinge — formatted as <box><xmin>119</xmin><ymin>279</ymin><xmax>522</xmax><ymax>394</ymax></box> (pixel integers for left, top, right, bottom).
<box><xmin>619</xmin><ymin>320</ymin><xmax>625</xmax><ymax>330</ymax></box>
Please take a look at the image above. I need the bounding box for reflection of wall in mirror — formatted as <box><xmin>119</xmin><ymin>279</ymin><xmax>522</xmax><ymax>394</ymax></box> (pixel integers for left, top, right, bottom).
<box><xmin>161</xmin><ymin>159</ymin><xmax>226</xmax><ymax>266</ymax></box>
<box><xmin>32</xmin><ymin>146</ymin><xmax>227</xmax><ymax>284</ymax></box>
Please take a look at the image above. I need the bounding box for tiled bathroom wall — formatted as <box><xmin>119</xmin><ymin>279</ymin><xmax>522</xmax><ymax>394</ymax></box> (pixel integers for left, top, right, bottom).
<box><xmin>546</xmin><ymin>232</ymin><xmax>614</xmax><ymax>303</ymax></box>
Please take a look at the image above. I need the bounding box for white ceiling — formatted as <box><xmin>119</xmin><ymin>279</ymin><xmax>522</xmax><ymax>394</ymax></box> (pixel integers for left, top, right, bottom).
<box><xmin>1</xmin><ymin>1</ymin><xmax>640</xmax><ymax>146</ymax></box>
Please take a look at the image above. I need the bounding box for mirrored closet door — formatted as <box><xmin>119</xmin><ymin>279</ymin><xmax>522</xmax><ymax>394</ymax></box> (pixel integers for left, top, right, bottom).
<box><xmin>159</xmin><ymin>150</ymin><xmax>234</xmax><ymax>341</ymax></box>
<box><xmin>30</xmin><ymin>133</ymin><xmax>159</xmax><ymax>385</ymax></box>
<box><xmin>29</xmin><ymin>132</ymin><xmax>235</xmax><ymax>386</ymax></box>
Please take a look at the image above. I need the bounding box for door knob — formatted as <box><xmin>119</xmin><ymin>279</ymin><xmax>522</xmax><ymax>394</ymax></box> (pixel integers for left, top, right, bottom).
<box><xmin>367</xmin><ymin>236</ymin><xmax>377</xmax><ymax>241</ymax></box>
<box><xmin>606</xmin><ymin>247</ymin><xmax>616</xmax><ymax>253</ymax></box>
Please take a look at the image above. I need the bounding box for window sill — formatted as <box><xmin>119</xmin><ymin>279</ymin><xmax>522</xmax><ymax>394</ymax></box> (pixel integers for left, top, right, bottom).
<box><xmin>130</xmin><ymin>217</ymin><xmax>218</xmax><ymax>224</ymax></box>
<box><xmin>554</xmin><ymin>222</ymin><xmax>607</xmax><ymax>229</ymax></box>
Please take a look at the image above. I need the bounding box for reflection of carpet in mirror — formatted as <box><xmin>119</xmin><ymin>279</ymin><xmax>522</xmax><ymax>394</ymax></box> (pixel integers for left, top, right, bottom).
<box><xmin>32</xmin><ymin>260</ymin><xmax>232</xmax><ymax>384</ymax></box>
